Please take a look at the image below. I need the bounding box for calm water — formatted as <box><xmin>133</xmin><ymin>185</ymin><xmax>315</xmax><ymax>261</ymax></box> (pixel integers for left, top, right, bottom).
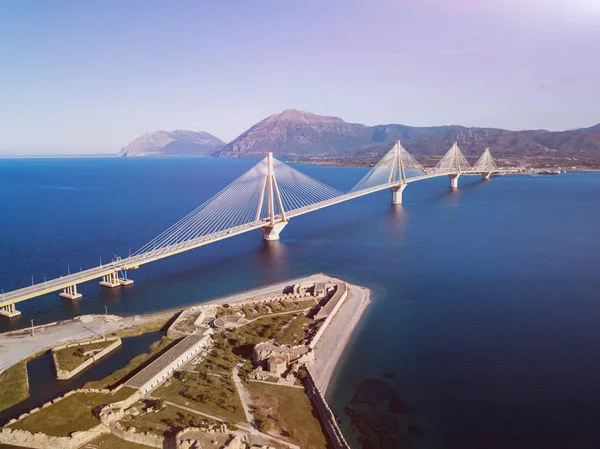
<box><xmin>1</xmin><ymin>157</ymin><xmax>599</xmax><ymax>449</ymax></box>
<box><xmin>0</xmin><ymin>331</ymin><xmax>162</xmax><ymax>426</ymax></box>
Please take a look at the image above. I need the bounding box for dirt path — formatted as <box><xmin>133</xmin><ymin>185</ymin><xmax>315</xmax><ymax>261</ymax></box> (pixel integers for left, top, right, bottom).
<box><xmin>232</xmin><ymin>360</ymin><xmax>257</xmax><ymax>431</ymax></box>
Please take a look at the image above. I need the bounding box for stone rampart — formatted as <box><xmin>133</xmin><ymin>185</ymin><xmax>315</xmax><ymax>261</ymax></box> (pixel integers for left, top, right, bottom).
<box><xmin>109</xmin><ymin>420</ymin><xmax>165</xmax><ymax>448</ymax></box>
<box><xmin>52</xmin><ymin>337</ymin><xmax>122</xmax><ymax>380</ymax></box>
<box><xmin>6</xmin><ymin>388</ymin><xmax>134</xmax><ymax>430</ymax></box>
<box><xmin>0</xmin><ymin>423</ymin><xmax>107</xmax><ymax>449</ymax></box>
<box><xmin>309</xmin><ymin>284</ymin><xmax>348</xmax><ymax>349</ymax></box>
<box><xmin>304</xmin><ymin>368</ymin><xmax>351</xmax><ymax>449</ymax></box>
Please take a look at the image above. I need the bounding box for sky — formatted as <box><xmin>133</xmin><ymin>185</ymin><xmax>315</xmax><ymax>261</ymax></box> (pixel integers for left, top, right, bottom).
<box><xmin>0</xmin><ymin>0</ymin><xmax>599</xmax><ymax>153</ymax></box>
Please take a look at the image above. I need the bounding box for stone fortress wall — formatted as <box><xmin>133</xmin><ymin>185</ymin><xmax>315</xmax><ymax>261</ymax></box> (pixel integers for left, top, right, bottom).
<box><xmin>52</xmin><ymin>337</ymin><xmax>122</xmax><ymax>380</ymax></box>
<box><xmin>309</xmin><ymin>283</ymin><xmax>348</xmax><ymax>349</ymax></box>
<box><xmin>0</xmin><ymin>386</ymin><xmax>140</xmax><ymax>449</ymax></box>
<box><xmin>305</xmin><ymin>368</ymin><xmax>351</xmax><ymax>449</ymax></box>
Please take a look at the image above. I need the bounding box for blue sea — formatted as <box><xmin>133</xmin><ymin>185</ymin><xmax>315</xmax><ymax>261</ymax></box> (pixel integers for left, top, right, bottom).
<box><xmin>1</xmin><ymin>157</ymin><xmax>600</xmax><ymax>449</ymax></box>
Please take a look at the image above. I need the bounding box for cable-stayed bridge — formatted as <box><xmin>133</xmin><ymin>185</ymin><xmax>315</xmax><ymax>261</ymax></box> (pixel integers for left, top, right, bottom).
<box><xmin>0</xmin><ymin>141</ymin><xmax>504</xmax><ymax>317</ymax></box>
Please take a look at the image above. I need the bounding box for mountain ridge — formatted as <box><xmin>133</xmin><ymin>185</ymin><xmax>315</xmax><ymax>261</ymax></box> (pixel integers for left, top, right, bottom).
<box><xmin>118</xmin><ymin>111</ymin><xmax>600</xmax><ymax>167</ymax></box>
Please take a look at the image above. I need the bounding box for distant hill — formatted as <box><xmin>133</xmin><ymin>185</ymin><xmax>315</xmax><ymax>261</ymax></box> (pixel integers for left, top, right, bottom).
<box><xmin>214</xmin><ymin>109</ymin><xmax>600</xmax><ymax>163</ymax></box>
<box><xmin>118</xmin><ymin>130</ymin><xmax>224</xmax><ymax>157</ymax></box>
<box><xmin>121</xmin><ymin>113</ymin><xmax>600</xmax><ymax>167</ymax></box>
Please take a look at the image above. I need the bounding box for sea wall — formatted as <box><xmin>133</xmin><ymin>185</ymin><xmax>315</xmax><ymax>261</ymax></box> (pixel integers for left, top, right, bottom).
<box><xmin>305</xmin><ymin>368</ymin><xmax>351</xmax><ymax>449</ymax></box>
<box><xmin>52</xmin><ymin>337</ymin><xmax>122</xmax><ymax>380</ymax></box>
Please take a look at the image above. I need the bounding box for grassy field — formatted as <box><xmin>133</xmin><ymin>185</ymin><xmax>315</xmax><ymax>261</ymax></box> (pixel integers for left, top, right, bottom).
<box><xmin>0</xmin><ymin>362</ymin><xmax>30</xmax><ymax>412</ymax></box>
<box><xmin>154</xmin><ymin>371</ymin><xmax>245</xmax><ymax>423</ymax></box>
<box><xmin>276</xmin><ymin>314</ymin><xmax>316</xmax><ymax>345</ymax></box>
<box><xmin>53</xmin><ymin>339</ymin><xmax>118</xmax><ymax>372</ymax></box>
<box><xmin>84</xmin><ymin>336</ymin><xmax>174</xmax><ymax>389</ymax></box>
<box><xmin>9</xmin><ymin>387</ymin><xmax>136</xmax><ymax>437</ymax></box>
<box><xmin>247</xmin><ymin>382</ymin><xmax>330</xmax><ymax>449</ymax></box>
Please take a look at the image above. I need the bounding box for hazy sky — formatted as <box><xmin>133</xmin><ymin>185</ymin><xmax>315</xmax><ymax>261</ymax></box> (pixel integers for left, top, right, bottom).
<box><xmin>1</xmin><ymin>0</ymin><xmax>599</xmax><ymax>152</ymax></box>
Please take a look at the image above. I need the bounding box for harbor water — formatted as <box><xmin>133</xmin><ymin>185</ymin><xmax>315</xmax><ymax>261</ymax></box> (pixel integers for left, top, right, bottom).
<box><xmin>1</xmin><ymin>157</ymin><xmax>599</xmax><ymax>448</ymax></box>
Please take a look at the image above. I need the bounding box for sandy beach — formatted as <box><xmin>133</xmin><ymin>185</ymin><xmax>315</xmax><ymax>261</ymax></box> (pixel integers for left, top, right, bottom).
<box><xmin>311</xmin><ymin>285</ymin><xmax>371</xmax><ymax>392</ymax></box>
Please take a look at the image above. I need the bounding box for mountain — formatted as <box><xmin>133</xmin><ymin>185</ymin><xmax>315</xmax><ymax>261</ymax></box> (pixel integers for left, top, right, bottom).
<box><xmin>214</xmin><ymin>109</ymin><xmax>373</xmax><ymax>157</ymax></box>
<box><xmin>213</xmin><ymin>110</ymin><xmax>600</xmax><ymax>166</ymax></box>
<box><xmin>118</xmin><ymin>130</ymin><xmax>224</xmax><ymax>157</ymax></box>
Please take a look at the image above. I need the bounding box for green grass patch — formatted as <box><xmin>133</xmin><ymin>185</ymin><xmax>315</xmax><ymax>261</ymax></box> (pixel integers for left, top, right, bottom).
<box><xmin>84</xmin><ymin>336</ymin><xmax>173</xmax><ymax>389</ymax></box>
<box><xmin>0</xmin><ymin>362</ymin><xmax>30</xmax><ymax>412</ymax></box>
<box><xmin>275</xmin><ymin>314</ymin><xmax>316</xmax><ymax>346</ymax></box>
<box><xmin>154</xmin><ymin>371</ymin><xmax>245</xmax><ymax>423</ymax></box>
<box><xmin>248</xmin><ymin>382</ymin><xmax>330</xmax><ymax>449</ymax></box>
<box><xmin>53</xmin><ymin>339</ymin><xmax>118</xmax><ymax>372</ymax></box>
<box><xmin>9</xmin><ymin>387</ymin><xmax>135</xmax><ymax>437</ymax></box>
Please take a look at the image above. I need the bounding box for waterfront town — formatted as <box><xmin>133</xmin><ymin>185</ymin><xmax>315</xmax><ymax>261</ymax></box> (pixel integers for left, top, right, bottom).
<box><xmin>0</xmin><ymin>274</ymin><xmax>370</xmax><ymax>449</ymax></box>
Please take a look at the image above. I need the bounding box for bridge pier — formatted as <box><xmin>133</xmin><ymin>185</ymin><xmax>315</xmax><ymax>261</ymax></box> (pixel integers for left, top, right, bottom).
<box><xmin>59</xmin><ymin>284</ymin><xmax>82</xmax><ymax>300</ymax></box>
<box><xmin>99</xmin><ymin>272</ymin><xmax>121</xmax><ymax>288</ymax></box>
<box><xmin>0</xmin><ymin>303</ymin><xmax>21</xmax><ymax>318</ymax></box>
<box><xmin>260</xmin><ymin>222</ymin><xmax>288</xmax><ymax>241</ymax></box>
<box><xmin>481</xmin><ymin>172</ymin><xmax>492</xmax><ymax>180</ymax></box>
<box><xmin>390</xmin><ymin>184</ymin><xmax>407</xmax><ymax>205</ymax></box>
<box><xmin>448</xmin><ymin>174</ymin><xmax>461</xmax><ymax>189</ymax></box>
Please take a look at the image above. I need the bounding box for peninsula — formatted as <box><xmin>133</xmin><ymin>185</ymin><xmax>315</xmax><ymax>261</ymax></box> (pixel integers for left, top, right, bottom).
<box><xmin>0</xmin><ymin>274</ymin><xmax>370</xmax><ymax>449</ymax></box>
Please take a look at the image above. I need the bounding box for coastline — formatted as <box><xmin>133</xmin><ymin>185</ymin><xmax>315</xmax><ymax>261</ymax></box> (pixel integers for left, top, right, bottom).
<box><xmin>0</xmin><ymin>273</ymin><xmax>370</xmax><ymax>385</ymax></box>
<box><xmin>311</xmin><ymin>285</ymin><xmax>371</xmax><ymax>393</ymax></box>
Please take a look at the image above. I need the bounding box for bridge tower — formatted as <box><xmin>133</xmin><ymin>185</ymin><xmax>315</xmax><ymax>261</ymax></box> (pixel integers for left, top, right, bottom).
<box><xmin>435</xmin><ymin>142</ymin><xmax>471</xmax><ymax>188</ymax></box>
<box><xmin>390</xmin><ymin>141</ymin><xmax>408</xmax><ymax>205</ymax></box>
<box><xmin>259</xmin><ymin>152</ymin><xmax>288</xmax><ymax>241</ymax></box>
<box><xmin>473</xmin><ymin>147</ymin><xmax>498</xmax><ymax>180</ymax></box>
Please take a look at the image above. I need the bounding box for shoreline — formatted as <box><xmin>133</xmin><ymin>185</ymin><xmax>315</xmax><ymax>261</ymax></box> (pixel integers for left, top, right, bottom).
<box><xmin>0</xmin><ymin>273</ymin><xmax>370</xmax><ymax>396</ymax></box>
<box><xmin>311</xmin><ymin>285</ymin><xmax>371</xmax><ymax>393</ymax></box>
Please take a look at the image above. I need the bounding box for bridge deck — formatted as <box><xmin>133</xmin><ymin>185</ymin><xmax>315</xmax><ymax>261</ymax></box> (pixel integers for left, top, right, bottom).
<box><xmin>0</xmin><ymin>169</ymin><xmax>506</xmax><ymax>309</ymax></box>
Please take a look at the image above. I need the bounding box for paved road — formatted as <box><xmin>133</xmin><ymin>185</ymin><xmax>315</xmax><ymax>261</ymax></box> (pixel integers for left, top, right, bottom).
<box><xmin>0</xmin><ymin>313</ymin><xmax>166</xmax><ymax>372</ymax></box>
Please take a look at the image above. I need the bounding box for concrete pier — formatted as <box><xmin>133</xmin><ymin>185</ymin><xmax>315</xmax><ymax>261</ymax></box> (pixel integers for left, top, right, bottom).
<box><xmin>119</xmin><ymin>278</ymin><xmax>134</xmax><ymax>286</ymax></box>
<box><xmin>448</xmin><ymin>173</ymin><xmax>461</xmax><ymax>189</ymax></box>
<box><xmin>482</xmin><ymin>172</ymin><xmax>492</xmax><ymax>180</ymax></box>
<box><xmin>260</xmin><ymin>222</ymin><xmax>288</xmax><ymax>241</ymax></box>
<box><xmin>0</xmin><ymin>303</ymin><xmax>21</xmax><ymax>318</ymax></box>
<box><xmin>59</xmin><ymin>284</ymin><xmax>82</xmax><ymax>300</ymax></box>
<box><xmin>390</xmin><ymin>184</ymin><xmax>407</xmax><ymax>205</ymax></box>
<box><xmin>99</xmin><ymin>272</ymin><xmax>120</xmax><ymax>288</ymax></box>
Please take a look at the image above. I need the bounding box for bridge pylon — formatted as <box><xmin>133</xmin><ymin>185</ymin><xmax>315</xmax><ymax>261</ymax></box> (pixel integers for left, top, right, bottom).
<box><xmin>258</xmin><ymin>152</ymin><xmax>288</xmax><ymax>241</ymax></box>
<box><xmin>390</xmin><ymin>141</ymin><xmax>408</xmax><ymax>204</ymax></box>
<box><xmin>350</xmin><ymin>140</ymin><xmax>424</xmax><ymax>204</ymax></box>
<box><xmin>473</xmin><ymin>147</ymin><xmax>498</xmax><ymax>180</ymax></box>
<box><xmin>435</xmin><ymin>142</ymin><xmax>471</xmax><ymax>188</ymax></box>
